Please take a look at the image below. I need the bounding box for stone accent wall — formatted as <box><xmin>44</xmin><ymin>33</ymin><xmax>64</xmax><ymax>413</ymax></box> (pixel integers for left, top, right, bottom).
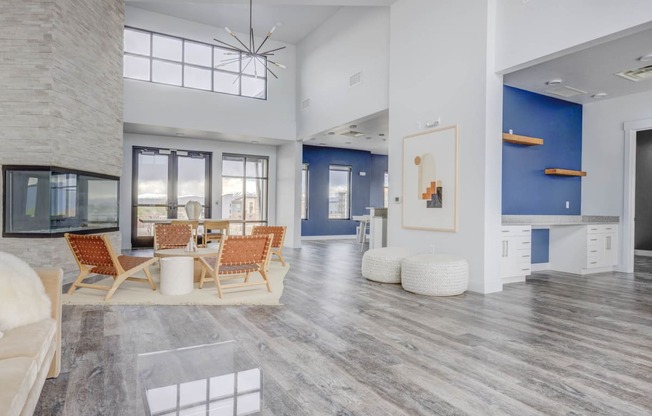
<box><xmin>0</xmin><ymin>1</ymin><xmax>55</xmax><ymax>165</ymax></box>
<box><xmin>0</xmin><ymin>0</ymin><xmax>124</xmax><ymax>277</ymax></box>
<box><xmin>52</xmin><ymin>0</ymin><xmax>123</xmax><ymax>175</ymax></box>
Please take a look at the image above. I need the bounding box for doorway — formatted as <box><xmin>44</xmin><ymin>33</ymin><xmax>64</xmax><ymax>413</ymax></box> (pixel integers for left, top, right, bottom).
<box><xmin>623</xmin><ymin>118</ymin><xmax>652</xmax><ymax>273</ymax></box>
<box><xmin>634</xmin><ymin>130</ymin><xmax>652</xmax><ymax>258</ymax></box>
<box><xmin>131</xmin><ymin>147</ymin><xmax>212</xmax><ymax>247</ymax></box>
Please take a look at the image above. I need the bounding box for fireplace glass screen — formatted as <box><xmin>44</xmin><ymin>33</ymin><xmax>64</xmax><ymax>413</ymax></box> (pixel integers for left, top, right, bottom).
<box><xmin>3</xmin><ymin>166</ymin><xmax>119</xmax><ymax>237</ymax></box>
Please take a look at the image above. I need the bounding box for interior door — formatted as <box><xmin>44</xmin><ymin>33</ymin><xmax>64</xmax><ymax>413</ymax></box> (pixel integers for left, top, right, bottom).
<box><xmin>132</xmin><ymin>147</ymin><xmax>211</xmax><ymax>248</ymax></box>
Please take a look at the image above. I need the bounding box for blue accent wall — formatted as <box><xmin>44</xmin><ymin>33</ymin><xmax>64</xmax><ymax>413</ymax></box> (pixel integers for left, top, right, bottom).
<box><xmin>370</xmin><ymin>154</ymin><xmax>388</xmax><ymax>208</ymax></box>
<box><xmin>503</xmin><ymin>86</ymin><xmax>583</xmax><ymax>263</ymax></box>
<box><xmin>503</xmin><ymin>86</ymin><xmax>583</xmax><ymax>215</ymax></box>
<box><xmin>531</xmin><ymin>229</ymin><xmax>550</xmax><ymax>263</ymax></box>
<box><xmin>302</xmin><ymin>146</ymin><xmax>387</xmax><ymax>236</ymax></box>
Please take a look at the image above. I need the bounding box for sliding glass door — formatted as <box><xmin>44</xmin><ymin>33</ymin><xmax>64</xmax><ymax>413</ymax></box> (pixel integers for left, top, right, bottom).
<box><xmin>221</xmin><ymin>154</ymin><xmax>268</xmax><ymax>235</ymax></box>
<box><xmin>132</xmin><ymin>147</ymin><xmax>211</xmax><ymax>247</ymax></box>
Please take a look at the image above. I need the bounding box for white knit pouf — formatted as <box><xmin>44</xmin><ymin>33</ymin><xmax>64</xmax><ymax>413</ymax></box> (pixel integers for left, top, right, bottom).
<box><xmin>362</xmin><ymin>247</ymin><xmax>414</xmax><ymax>283</ymax></box>
<box><xmin>401</xmin><ymin>254</ymin><xmax>468</xmax><ymax>296</ymax></box>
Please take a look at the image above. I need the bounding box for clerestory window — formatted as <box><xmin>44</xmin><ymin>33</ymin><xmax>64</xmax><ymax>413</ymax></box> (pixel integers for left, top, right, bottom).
<box><xmin>123</xmin><ymin>27</ymin><xmax>267</xmax><ymax>100</ymax></box>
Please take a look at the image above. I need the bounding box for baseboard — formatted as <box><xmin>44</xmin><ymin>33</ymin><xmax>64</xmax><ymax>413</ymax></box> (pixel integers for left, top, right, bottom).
<box><xmin>634</xmin><ymin>250</ymin><xmax>652</xmax><ymax>257</ymax></box>
<box><xmin>301</xmin><ymin>235</ymin><xmax>357</xmax><ymax>241</ymax></box>
<box><xmin>531</xmin><ymin>263</ymin><xmax>550</xmax><ymax>271</ymax></box>
<box><xmin>502</xmin><ymin>275</ymin><xmax>526</xmax><ymax>285</ymax></box>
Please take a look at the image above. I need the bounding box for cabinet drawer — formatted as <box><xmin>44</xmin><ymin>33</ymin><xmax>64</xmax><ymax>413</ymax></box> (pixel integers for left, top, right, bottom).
<box><xmin>586</xmin><ymin>257</ymin><xmax>603</xmax><ymax>268</ymax></box>
<box><xmin>517</xmin><ymin>266</ymin><xmax>531</xmax><ymax>275</ymax></box>
<box><xmin>517</xmin><ymin>253</ymin><xmax>531</xmax><ymax>263</ymax></box>
<box><xmin>587</xmin><ymin>247</ymin><xmax>600</xmax><ymax>256</ymax></box>
<box><xmin>501</xmin><ymin>226</ymin><xmax>531</xmax><ymax>237</ymax></box>
<box><xmin>511</xmin><ymin>237</ymin><xmax>532</xmax><ymax>250</ymax></box>
<box><xmin>587</xmin><ymin>236</ymin><xmax>601</xmax><ymax>246</ymax></box>
<box><xmin>587</xmin><ymin>224</ymin><xmax>617</xmax><ymax>234</ymax></box>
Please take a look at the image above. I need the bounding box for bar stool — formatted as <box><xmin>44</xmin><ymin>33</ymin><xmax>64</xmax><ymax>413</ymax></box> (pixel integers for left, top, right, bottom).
<box><xmin>352</xmin><ymin>215</ymin><xmax>370</xmax><ymax>251</ymax></box>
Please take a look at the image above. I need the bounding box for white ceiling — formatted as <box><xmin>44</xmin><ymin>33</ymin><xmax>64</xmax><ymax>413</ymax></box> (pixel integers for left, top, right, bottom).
<box><xmin>127</xmin><ymin>1</ymin><xmax>342</xmax><ymax>44</ymax></box>
<box><xmin>304</xmin><ymin>110</ymin><xmax>389</xmax><ymax>155</ymax></box>
<box><xmin>504</xmin><ymin>26</ymin><xmax>652</xmax><ymax>104</ymax></box>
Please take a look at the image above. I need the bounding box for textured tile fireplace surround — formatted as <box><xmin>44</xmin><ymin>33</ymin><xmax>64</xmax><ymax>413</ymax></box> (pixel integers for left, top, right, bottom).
<box><xmin>0</xmin><ymin>0</ymin><xmax>125</xmax><ymax>277</ymax></box>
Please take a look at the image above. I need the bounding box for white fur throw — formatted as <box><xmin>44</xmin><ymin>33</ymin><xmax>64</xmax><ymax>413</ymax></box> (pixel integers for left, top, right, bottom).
<box><xmin>0</xmin><ymin>252</ymin><xmax>51</xmax><ymax>334</ymax></box>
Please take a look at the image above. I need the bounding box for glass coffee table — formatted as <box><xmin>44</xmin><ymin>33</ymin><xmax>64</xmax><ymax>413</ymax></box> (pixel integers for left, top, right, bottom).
<box><xmin>138</xmin><ymin>341</ymin><xmax>262</xmax><ymax>416</ymax></box>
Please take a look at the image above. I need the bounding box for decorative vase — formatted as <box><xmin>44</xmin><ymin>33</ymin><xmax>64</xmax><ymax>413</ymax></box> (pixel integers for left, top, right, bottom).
<box><xmin>184</xmin><ymin>200</ymin><xmax>202</xmax><ymax>220</ymax></box>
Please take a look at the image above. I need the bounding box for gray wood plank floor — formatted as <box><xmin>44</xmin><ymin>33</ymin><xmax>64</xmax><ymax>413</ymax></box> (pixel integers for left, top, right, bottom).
<box><xmin>36</xmin><ymin>240</ymin><xmax>652</xmax><ymax>415</ymax></box>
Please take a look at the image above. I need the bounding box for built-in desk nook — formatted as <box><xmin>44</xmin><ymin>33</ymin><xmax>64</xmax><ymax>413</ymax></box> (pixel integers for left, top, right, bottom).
<box><xmin>500</xmin><ymin>215</ymin><xmax>619</xmax><ymax>284</ymax></box>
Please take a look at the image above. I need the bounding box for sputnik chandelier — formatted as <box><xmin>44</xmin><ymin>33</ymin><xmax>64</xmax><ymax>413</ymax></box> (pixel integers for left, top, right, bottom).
<box><xmin>213</xmin><ymin>0</ymin><xmax>286</xmax><ymax>79</ymax></box>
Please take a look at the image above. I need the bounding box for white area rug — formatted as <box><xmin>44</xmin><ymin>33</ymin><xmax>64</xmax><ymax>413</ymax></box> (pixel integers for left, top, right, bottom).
<box><xmin>62</xmin><ymin>263</ymin><xmax>289</xmax><ymax>306</ymax></box>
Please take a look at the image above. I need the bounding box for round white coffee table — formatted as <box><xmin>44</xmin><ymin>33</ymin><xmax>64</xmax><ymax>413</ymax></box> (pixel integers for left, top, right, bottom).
<box><xmin>155</xmin><ymin>247</ymin><xmax>219</xmax><ymax>282</ymax></box>
<box><xmin>159</xmin><ymin>257</ymin><xmax>194</xmax><ymax>295</ymax></box>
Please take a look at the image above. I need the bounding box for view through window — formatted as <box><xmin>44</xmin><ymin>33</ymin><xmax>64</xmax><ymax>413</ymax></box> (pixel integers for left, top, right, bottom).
<box><xmin>384</xmin><ymin>171</ymin><xmax>389</xmax><ymax>208</ymax></box>
<box><xmin>301</xmin><ymin>164</ymin><xmax>309</xmax><ymax>220</ymax></box>
<box><xmin>132</xmin><ymin>147</ymin><xmax>211</xmax><ymax>247</ymax></box>
<box><xmin>124</xmin><ymin>27</ymin><xmax>267</xmax><ymax>99</ymax></box>
<box><xmin>328</xmin><ymin>165</ymin><xmax>351</xmax><ymax>220</ymax></box>
<box><xmin>222</xmin><ymin>155</ymin><xmax>268</xmax><ymax>235</ymax></box>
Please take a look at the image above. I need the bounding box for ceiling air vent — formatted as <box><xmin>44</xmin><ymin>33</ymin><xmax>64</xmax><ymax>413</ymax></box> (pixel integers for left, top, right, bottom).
<box><xmin>301</xmin><ymin>98</ymin><xmax>310</xmax><ymax>110</ymax></box>
<box><xmin>546</xmin><ymin>85</ymin><xmax>587</xmax><ymax>98</ymax></box>
<box><xmin>350</xmin><ymin>71</ymin><xmax>363</xmax><ymax>88</ymax></box>
<box><xmin>615</xmin><ymin>65</ymin><xmax>652</xmax><ymax>82</ymax></box>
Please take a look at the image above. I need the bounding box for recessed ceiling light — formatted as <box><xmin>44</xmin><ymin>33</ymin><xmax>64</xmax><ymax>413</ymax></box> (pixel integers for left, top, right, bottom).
<box><xmin>328</xmin><ymin>132</ymin><xmax>335</xmax><ymax>135</ymax></box>
<box><xmin>639</xmin><ymin>53</ymin><xmax>652</xmax><ymax>62</ymax></box>
<box><xmin>309</xmin><ymin>138</ymin><xmax>316</xmax><ymax>141</ymax></box>
<box><xmin>379</xmin><ymin>133</ymin><xmax>385</xmax><ymax>137</ymax></box>
<box><xmin>251</xmin><ymin>140</ymin><xmax>259</xmax><ymax>143</ymax></box>
<box><xmin>366</xmin><ymin>137</ymin><xmax>372</xmax><ymax>140</ymax></box>
<box><xmin>175</xmin><ymin>133</ymin><xmax>185</xmax><ymax>136</ymax></box>
<box><xmin>592</xmin><ymin>92</ymin><xmax>608</xmax><ymax>99</ymax></box>
<box><xmin>319</xmin><ymin>143</ymin><xmax>327</xmax><ymax>146</ymax></box>
<box><xmin>345</xmin><ymin>141</ymin><xmax>351</xmax><ymax>144</ymax></box>
<box><xmin>546</xmin><ymin>79</ymin><xmax>563</xmax><ymax>86</ymax></box>
<box><xmin>383</xmin><ymin>138</ymin><xmax>387</xmax><ymax>142</ymax></box>
<box><xmin>349</xmin><ymin>124</ymin><xmax>357</xmax><ymax>128</ymax></box>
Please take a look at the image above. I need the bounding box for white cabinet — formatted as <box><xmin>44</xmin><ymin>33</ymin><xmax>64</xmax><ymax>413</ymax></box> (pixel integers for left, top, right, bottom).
<box><xmin>368</xmin><ymin>216</ymin><xmax>387</xmax><ymax>249</ymax></box>
<box><xmin>500</xmin><ymin>225</ymin><xmax>532</xmax><ymax>284</ymax></box>
<box><xmin>550</xmin><ymin>224</ymin><xmax>618</xmax><ymax>275</ymax></box>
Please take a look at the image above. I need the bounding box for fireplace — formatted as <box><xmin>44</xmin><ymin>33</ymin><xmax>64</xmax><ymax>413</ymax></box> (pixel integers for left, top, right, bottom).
<box><xmin>3</xmin><ymin>166</ymin><xmax>119</xmax><ymax>237</ymax></box>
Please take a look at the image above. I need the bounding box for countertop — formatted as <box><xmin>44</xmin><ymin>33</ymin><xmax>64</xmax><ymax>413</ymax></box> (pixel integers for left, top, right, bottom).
<box><xmin>502</xmin><ymin>215</ymin><xmax>619</xmax><ymax>226</ymax></box>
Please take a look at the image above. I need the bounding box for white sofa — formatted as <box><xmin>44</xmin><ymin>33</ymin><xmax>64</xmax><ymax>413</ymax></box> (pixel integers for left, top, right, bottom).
<box><xmin>0</xmin><ymin>268</ymin><xmax>62</xmax><ymax>416</ymax></box>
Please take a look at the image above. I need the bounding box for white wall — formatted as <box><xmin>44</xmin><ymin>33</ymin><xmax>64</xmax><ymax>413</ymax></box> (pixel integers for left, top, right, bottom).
<box><xmin>583</xmin><ymin>90</ymin><xmax>652</xmax><ymax>216</ymax></box>
<box><xmin>121</xmin><ymin>133</ymin><xmax>278</xmax><ymax>249</ymax></box>
<box><xmin>297</xmin><ymin>6</ymin><xmax>390</xmax><ymax>138</ymax></box>
<box><xmin>276</xmin><ymin>141</ymin><xmax>303</xmax><ymax>248</ymax></box>
<box><xmin>496</xmin><ymin>0</ymin><xmax>652</xmax><ymax>72</ymax></box>
<box><xmin>124</xmin><ymin>6</ymin><xmax>297</xmax><ymax>141</ymax></box>
<box><xmin>388</xmin><ymin>0</ymin><xmax>503</xmax><ymax>294</ymax></box>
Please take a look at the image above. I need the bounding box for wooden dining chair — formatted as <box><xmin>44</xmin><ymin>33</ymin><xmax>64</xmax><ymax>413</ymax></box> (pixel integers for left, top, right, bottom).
<box><xmin>251</xmin><ymin>225</ymin><xmax>287</xmax><ymax>267</ymax></box>
<box><xmin>154</xmin><ymin>223</ymin><xmax>193</xmax><ymax>250</ymax></box>
<box><xmin>171</xmin><ymin>220</ymin><xmax>199</xmax><ymax>246</ymax></box>
<box><xmin>65</xmin><ymin>233</ymin><xmax>157</xmax><ymax>301</ymax></box>
<box><xmin>202</xmin><ymin>220</ymin><xmax>230</xmax><ymax>247</ymax></box>
<box><xmin>198</xmin><ymin>234</ymin><xmax>273</xmax><ymax>299</ymax></box>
